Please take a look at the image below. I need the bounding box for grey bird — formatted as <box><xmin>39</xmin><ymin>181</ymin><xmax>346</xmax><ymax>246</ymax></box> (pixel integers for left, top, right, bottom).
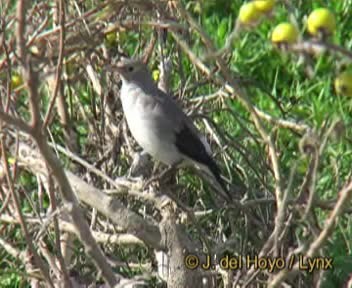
<box><xmin>114</xmin><ymin>58</ymin><xmax>230</xmax><ymax>200</ymax></box>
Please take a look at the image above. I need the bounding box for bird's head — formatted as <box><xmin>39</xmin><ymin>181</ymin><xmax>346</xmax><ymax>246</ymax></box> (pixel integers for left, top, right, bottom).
<box><xmin>115</xmin><ymin>58</ymin><xmax>152</xmax><ymax>85</ymax></box>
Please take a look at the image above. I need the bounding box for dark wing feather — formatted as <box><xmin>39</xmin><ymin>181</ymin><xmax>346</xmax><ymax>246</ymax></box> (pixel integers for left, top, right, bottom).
<box><xmin>152</xmin><ymin>86</ymin><xmax>229</xmax><ymax>197</ymax></box>
<box><xmin>175</xmin><ymin>124</ymin><xmax>228</xmax><ymax>193</ymax></box>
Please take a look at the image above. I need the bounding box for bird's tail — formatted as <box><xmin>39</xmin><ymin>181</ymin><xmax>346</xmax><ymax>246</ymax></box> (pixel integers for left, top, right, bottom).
<box><xmin>197</xmin><ymin>160</ymin><xmax>232</xmax><ymax>202</ymax></box>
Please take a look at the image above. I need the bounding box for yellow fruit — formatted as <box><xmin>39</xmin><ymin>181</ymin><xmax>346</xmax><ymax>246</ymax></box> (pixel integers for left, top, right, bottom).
<box><xmin>11</xmin><ymin>74</ymin><xmax>23</xmax><ymax>89</ymax></box>
<box><xmin>104</xmin><ymin>31</ymin><xmax>117</xmax><ymax>46</ymax></box>
<box><xmin>193</xmin><ymin>2</ymin><xmax>202</xmax><ymax>14</ymax></box>
<box><xmin>271</xmin><ymin>22</ymin><xmax>299</xmax><ymax>44</ymax></box>
<box><xmin>65</xmin><ymin>62</ymin><xmax>75</xmax><ymax>75</ymax></box>
<box><xmin>238</xmin><ymin>2</ymin><xmax>261</xmax><ymax>25</ymax></box>
<box><xmin>29</xmin><ymin>45</ymin><xmax>40</xmax><ymax>56</ymax></box>
<box><xmin>307</xmin><ymin>8</ymin><xmax>336</xmax><ymax>36</ymax></box>
<box><xmin>253</xmin><ymin>0</ymin><xmax>275</xmax><ymax>13</ymax></box>
<box><xmin>334</xmin><ymin>71</ymin><xmax>352</xmax><ymax>97</ymax></box>
<box><xmin>152</xmin><ymin>69</ymin><xmax>160</xmax><ymax>81</ymax></box>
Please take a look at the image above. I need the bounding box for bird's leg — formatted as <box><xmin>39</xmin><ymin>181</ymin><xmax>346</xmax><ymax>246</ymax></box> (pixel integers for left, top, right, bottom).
<box><xmin>128</xmin><ymin>150</ymin><xmax>151</xmax><ymax>177</ymax></box>
<box><xmin>143</xmin><ymin>165</ymin><xmax>176</xmax><ymax>189</ymax></box>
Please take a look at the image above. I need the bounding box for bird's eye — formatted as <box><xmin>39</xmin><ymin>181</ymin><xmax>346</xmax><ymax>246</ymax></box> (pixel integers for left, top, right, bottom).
<box><xmin>127</xmin><ymin>66</ymin><xmax>134</xmax><ymax>72</ymax></box>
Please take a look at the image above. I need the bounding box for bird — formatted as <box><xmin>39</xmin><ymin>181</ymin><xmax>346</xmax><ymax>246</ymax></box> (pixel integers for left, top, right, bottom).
<box><xmin>113</xmin><ymin>58</ymin><xmax>231</xmax><ymax>201</ymax></box>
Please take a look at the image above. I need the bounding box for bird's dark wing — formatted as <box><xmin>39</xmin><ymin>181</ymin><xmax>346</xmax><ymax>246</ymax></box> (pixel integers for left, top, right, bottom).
<box><xmin>153</xmin><ymin>87</ymin><xmax>229</xmax><ymax>196</ymax></box>
<box><xmin>174</xmin><ymin>123</ymin><xmax>227</xmax><ymax>192</ymax></box>
<box><xmin>174</xmin><ymin>124</ymin><xmax>211</xmax><ymax>166</ymax></box>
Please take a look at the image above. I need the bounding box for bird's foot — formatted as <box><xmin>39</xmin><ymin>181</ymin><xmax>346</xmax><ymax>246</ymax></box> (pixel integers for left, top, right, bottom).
<box><xmin>143</xmin><ymin>166</ymin><xmax>176</xmax><ymax>189</ymax></box>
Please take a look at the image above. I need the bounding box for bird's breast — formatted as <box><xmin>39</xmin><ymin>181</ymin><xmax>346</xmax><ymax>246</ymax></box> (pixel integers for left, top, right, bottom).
<box><xmin>120</xmin><ymin>84</ymin><xmax>182</xmax><ymax>165</ymax></box>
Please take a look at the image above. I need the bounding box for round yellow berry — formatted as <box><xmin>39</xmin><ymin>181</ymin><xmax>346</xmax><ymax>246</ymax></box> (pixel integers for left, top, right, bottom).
<box><xmin>253</xmin><ymin>0</ymin><xmax>275</xmax><ymax>13</ymax></box>
<box><xmin>271</xmin><ymin>22</ymin><xmax>299</xmax><ymax>44</ymax></box>
<box><xmin>238</xmin><ymin>2</ymin><xmax>261</xmax><ymax>25</ymax></box>
<box><xmin>193</xmin><ymin>2</ymin><xmax>202</xmax><ymax>14</ymax></box>
<box><xmin>65</xmin><ymin>62</ymin><xmax>75</xmax><ymax>75</ymax></box>
<box><xmin>11</xmin><ymin>74</ymin><xmax>23</xmax><ymax>89</ymax></box>
<box><xmin>334</xmin><ymin>71</ymin><xmax>352</xmax><ymax>97</ymax></box>
<box><xmin>307</xmin><ymin>8</ymin><xmax>336</xmax><ymax>36</ymax></box>
<box><xmin>152</xmin><ymin>69</ymin><xmax>160</xmax><ymax>81</ymax></box>
<box><xmin>29</xmin><ymin>45</ymin><xmax>40</xmax><ymax>56</ymax></box>
<box><xmin>105</xmin><ymin>31</ymin><xmax>117</xmax><ymax>46</ymax></box>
